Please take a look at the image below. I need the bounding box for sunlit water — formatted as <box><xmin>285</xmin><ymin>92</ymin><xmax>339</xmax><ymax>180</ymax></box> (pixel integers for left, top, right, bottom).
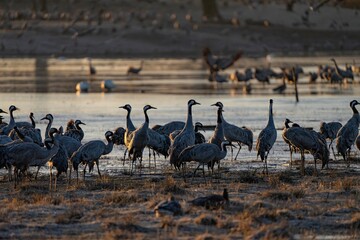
<box><xmin>1</xmin><ymin>92</ymin><xmax>360</xmax><ymax>177</ymax></box>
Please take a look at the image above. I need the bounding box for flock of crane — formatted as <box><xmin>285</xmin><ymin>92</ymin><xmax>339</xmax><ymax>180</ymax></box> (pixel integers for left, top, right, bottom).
<box><xmin>0</xmin><ymin>97</ymin><xmax>360</xmax><ymax>189</ymax></box>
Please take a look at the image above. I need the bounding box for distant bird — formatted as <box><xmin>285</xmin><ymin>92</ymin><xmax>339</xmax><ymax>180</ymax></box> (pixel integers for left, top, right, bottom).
<box><xmin>127</xmin><ymin>60</ymin><xmax>144</xmax><ymax>75</ymax></box>
<box><xmin>208</xmin><ymin>71</ymin><xmax>228</xmax><ymax>82</ymax></box>
<box><xmin>256</xmin><ymin>99</ymin><xmax>277</xmax><ymax>174</ymax></box>
<box><xmin>101</xmin><ymin>79</ymin><xmax>115</xmax><ymax>92</ymax></box>
<box><xmin>0</xmin><ymin>105</ymin><xmax>19</xmax><ymax>135</ymax></box>
<box><xmin>179</xmin><ymin>141</ymin><xmax>233</xmax><ymax>179</ymax></box>
<box><xmin>169</xmin><ymin>99</ymin><xmax>200</xmax><ymax>169</ymax></box>
<box><xmin>127</xmin><ymin>105</ymin><xmax>156</xmax><ymax>174</ymax></box>
<box><xmin>87</xmin><ymin>57</ymin><xmax>96</xmax><ymax>76</ymax></box>
<box><xmin>230</xmin><ymin>68</ymin><xmax>253</xmax><ymax>83</ymax></box>
<box><xmin>283</xmin><ymin>125</ymin><xmax>329</xmax><ymax>175</ymax></box>
<box><xmin>212</xmin><ymin>102</ymin><xmax>253</xmax><ymax>160</ymax></box>
<box><xmin>273</xmin><ymin>77</ymin><xmax>286</xmax><ymax>94</ymax></box>
<box><xmin>319</xmin><ymin>121</ymin><xmax>342</xmax><ymax>160</ymax></box>
<box><xmin>64</xmin><ymin>119</ymin><xmax>85</xmax><ymax>142</ymax></box>
<box><xmin>70</xmin><ymin>131</ymin><xmax>114</xmax><ymax>182</ymax></box>
<box><xmin>331</xmin><ymin>58</ymin><xmax>354</xmax><ymax>82</ymax></box>
<box><xmin>203</xmin><ymin>47</ymin><xmax>242</xmax><ymax>73</ymax></box>
<box><xmin>76</xmin><ymin>81</ymin><xmax>90</xmax><ymax>93</ymax></box>
<box><xmin>308</xmin><ymin>72</ymin><xmax>318</xmax><ymax>83</ymax></box>
<box><xmin>153</xmin><ymin>121</ymin><xmax>185</xmax><ymax>136</ymax></box>
<box><xmin>336</xmin><ymin>100</ymin><xmax>360</xmax><ymax>167</ymax></box>
<box><xmin>154</xmin><ymin>196</ymin><xmax>182</xmax><ymax>217</ymax></box>
<box><xmin>189</xmin><ymin>188</ymin><xmax>229</xmax><ymax>210</ymax></box>
<box><xmin>254</xmin><ymin>68</ymin><xmax>270</xmax><ymax>85</ymax></box>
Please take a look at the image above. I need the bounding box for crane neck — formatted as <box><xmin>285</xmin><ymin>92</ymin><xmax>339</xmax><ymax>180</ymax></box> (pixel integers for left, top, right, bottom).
<box><xmin>14</xmin><ymin>127</ymin><xmax>25</xmax><ymax>140</ymax></box>
<box><xmin>267</xmin><ymin>102</ymin><xmax>275</xmax><ymax>127</ymax></box>
<box><xmin>126</xmin><ymin>109</ymin><xmax>136</xmax><ymax>130</ymax></box>
<box><xmin>220</xmin><ymin>142</ymin><xmax>229</xmax><ymax>152</ymax></box>
<box><xmin>184</xmin><ymin>104</ymin><xmax>194</xmax><ymax>130</ymax></box>
<box><xmin>9</xmin><ymin>108</ymin><xmax>16</xmax><ymax>127</ymax></box>
<box><xmin>284</xmin><ymin>120</ymin><xmax>290</xmax><ymax>129</ymax></box>
<box><xmin>144</xmin><ymin>108</ymin><xmax>151</xmax><ymax>127</ymax></box>
<box><xmin>352</xmin><ymin>104</ymin><xmax>359</xmax><ymax>115</ymax></box>
<box><xmin>30</xmin><ymin>114</ymin><xmax>36</xmax><ymax>128</ymax></box>
<box><xmin>332</xmin><ymin>59</ymin><xmax>341</xmax><ymax>73</ymax></box>
<box><xmin>104</xmin><ymin>134</ymin><xmax>114</xmax><ymax>154</ymax></box>
<box><xmin>75</xmin><ymin>122</ymin><xmax>82</xmax><ymax>131</ymax></box>
<box><xmin>45</xmin><ymin>118</ymin><xmax>53</xmax><ymax>139</ymax></box>
<box><xmin>217</xmin><ymin>108</ymin><xmax>223</xmax><ymax>124</ymax></box>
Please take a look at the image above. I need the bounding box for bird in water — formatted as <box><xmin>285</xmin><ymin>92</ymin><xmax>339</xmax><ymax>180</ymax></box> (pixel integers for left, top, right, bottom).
<box><xmin>169</xmin><ymin>99</ymin><xmax>200</xmax><ymax>169</ymax></box>
<box><xmin>127</xmin><ymin>60</ymin><xmax>144</xmax><ymax>75</ymax></box>
<box><xmin>87</xmin><ymin>57</ymin><xmax>96</xmax><ymax>76</ymax></box>
<box><xmin>336</xmin><ymin>100</ymin><xmax>360</xmax><ymax>167</ymax></box>
<box><xmin>0</xmin><ymin>105</ymin><xmax>19</xmax><ymax>135</ymax></box>
<box><xmin>256</xmin><ymin>99</ymin><xmax>277</xmax><ymax>174</ymax></box>
<box><xmin>319</xmin><ymin>121</ymin><xmax>342</xmax><ymax>160</ymax></box>
<box><xmin>101</xmin><ymin>79</ymin><xmax>116</xmax><ymax>92</ymax></box>
<box><xmin>70</xmin><ymin>130</ymin><xmax>114</xmax><ymax>182</ymax></box>
<box><xmin>203</xmin><ymin>47</ymin><xmax>242</xmax><ymax>74</ymax></box>
<box><xmin>189</xmin><ymin>188</ymin><xmax>229</xmax><ymax>210</ymax></box>
<box><xmin>75</xmin><ymin>81</ymin><xmax>90</xmax><ymax>93</ymax></box>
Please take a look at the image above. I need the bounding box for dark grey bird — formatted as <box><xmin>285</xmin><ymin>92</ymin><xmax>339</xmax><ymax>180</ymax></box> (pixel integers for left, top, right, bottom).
<box><xmin>169</xmin><ymin>99</ymin><xmax>200</xmax><ymax>169</ymax></box>
<box><xmin>319</xmin><ymin>121</ymin><xmax>342</xmax><ymax>160</ymax></box>
<box><xmin>179</xmin><ymin>141</ymin><xmax>233</xmax><ymax>179</ymax></box>
<box><xmin>254</xmin><ymin>68</ymin><xmax>270</xmax><ymax>85</ymax></box>
<box><xmin>207</xmin><ymin>103</ymin><xmax>225</xmax><ymax>170</ymax></box>
<box><xmin>9</xmin><ymin>118</ymin><xmax>43</xmax><ymax>146</ymax></box>
<box><xmin>256</xmin><ymin>99</ymin><xmax>277</xmax><ymax>174</ymax></box>
<box><xmin>48</xmin><ymin>137</ymin><xmax>68</xmax><ymax>191</ymax></box>
<box><xmin>308</xmin><ymin>72</ymin><xmax>318</xmax><ymax>83</ymax></box>
<box><xmin>231</xmin><ymin>68</ymin><xmax>253</xmax><ymax>83</ymax></box>
<box><xmin>70</xmin><ymin>130</ymin><xmax>114</xmax><ymax>182</ymax></box>
<box><xmin>147</xmin><ymin>128</ymin><xmax>171</xmax><ymax>161</ymax></box>
<box><xmin>282</xmin><ymin>118</ymin><xmax>300</xmax><ymax>168</ymax></box>
<box><xmin>0</xmin><ymin>105</ymin><xmax>19</xmax><ymax>135</ymax></box>
<box><xmin>12</xmin><ymin>126</ymin><xmax>34</xmax><ymax>143</ymax></box>
<box><xmin>212</xmin><ymin>102</ymin><xmax>253</xmax><ymax>160</ymax></box>
<box><xmin>203</xmin><ymin>47</ymin><xmax>242</xmax><ymax>73</ymax></box>
<box><xmin>189</xmin><ymin>188</ymin><xmax>229</xmax><ymax>210</ymax></box>
<box><xmin>5</xmin><ymin>127</ymin><xmax>60</xmax><ymax>187</ymax></box>
<box><xmin>128</xmin><ymin>105</ymin><xmax>156</xmax><ymax>174</ymax></box>
<box><xmin>88</xmin><ymin>57</ymin><xmax>96</xmax><ymax>76</ymax></box>
<box><xmin>152</xmin><ymin>121</ymin><xmax>185</xmax><ymax>136</ymax></box>
<box><xmin>273</xmin><ymin>77</ymin><xmax>286</xmax><ymax>94</ymax></box>
<box><xmin>331</xmin><ymin>58</ymin><xmax>354</xmax><ymax>82</ymax></box>
<box><xmin>0</xmin><ymin>114</ymin><xmax>8</xmax><ymax>129</ymax></box>
<box><xmin>169</xmin><ymin>122</ymin><xmax>205</xmax><ymax>144</ymax></box>
<box><xmin>112</xmin><ymin>127</ymin><xmax>126</xmax><ymax>145</ymax></box>
<box><xmin>154</xmin><ymin>196</ymin><xmax>182</xmax><ymax>217</ymax></box>
<box><xmin>100</xmin><ymin>79</ymin><xmax>115</xmax><ymax>92</ymax></box>
<box><xmin>127</xmin><ymin>60</ymin><xmax>143</xmax><ymax>75</ymax></box>
<box><xmin>0</xmin><ymin>135</ymin><xmax>12</xmax><ymax>145</ymax></box>
<box><xmin>15</xmin><ymin>112</ymin><xmax>35</xmax><ymax>129</ymax></box>
<box><xmin>336</xmin><ymin>100</ymin><xmax>360</xmax><ymax>167</ymax></box>
<box><xmin>208</xmin><ymin>71</ymin><xmax>228</xmax><ymax>83</ymax></box>
<box><xmin>356</xmin><ymin>135</ymin><xmax>360</xmax><ymax>151</ymax></box>
<box><xmin>283</xmin><ymin>126</ymin><xmax>329</xmax><ymax>175</ymax></box>
<box><xmin>64</xmin><ymin>119</ymin><xmax>85</xmax><ymax>142</ymax></box>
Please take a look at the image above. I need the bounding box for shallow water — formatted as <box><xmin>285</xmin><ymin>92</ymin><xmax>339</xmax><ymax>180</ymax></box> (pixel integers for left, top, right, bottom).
<box><xmin>1</xmin><ymin>92</ymin><xmax>360</xmax><ymax>176</ymax></box>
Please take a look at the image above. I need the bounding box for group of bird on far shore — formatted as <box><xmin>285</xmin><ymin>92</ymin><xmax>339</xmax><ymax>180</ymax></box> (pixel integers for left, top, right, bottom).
<box><xmin>1</xmin><ymin>97</ymin><xmax>360</xmax><ymax>189</ymax></box>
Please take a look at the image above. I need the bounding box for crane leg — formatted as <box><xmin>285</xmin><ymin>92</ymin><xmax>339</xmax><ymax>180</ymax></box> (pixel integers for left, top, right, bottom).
<box><xmin>83</xmin><ymin>163</ymin><xmax>87</xmax><ymax>181</ymax></box>
<box><xmin>301</xmin><ymin>150</ymin><xmax>305</xmax><ymax>176</ymax></box>
<box><xmin>202</xmin><ymin>163</ymin><xmax>207</xmax><ymax>183</ymax></box>
<box><xmin>346</xmin><ymin>148</ymin><xmax>351</xmax><ymax>168</ymax></box>
<box><xmin>96</xmin><ymin>159</ymin><xmax>101</xmax><ymax>179</ymax></box>
<box><xmin>191</xmin><ymin>164</ymin><xmax>201</xmax><ymax>182</ymax></box>
<box><xmin>289</xmin><ymin>145</ymin><xmax>293</xmax><ymax>169</ymax></box>
<box><xmin>49</xmin><ymin>166</ymin><xmax>53</xmax><ymax>191</ymax></box>
<box><xmin>234</xmin><ymin>143</ymin><xmax>242</xmax><ymax>160</ymax></box>
<box><xmin>148</xmin><ymin>147</ymin><xmax>151</xmax><ymax>168</ymax></box>
<box><xmin>123</xmin><ymin>149</ymin><xmax>128</xmax><ymax>166</ymax></box>
<box><xmin>329</xmin><ymin>140</ymin><xmax>337</xmax><ymax>161</ymax></box>
<box><xmin>35</xmin><ymin>166</ymin><xmax>41</xmax><ymax>180</ymax></box>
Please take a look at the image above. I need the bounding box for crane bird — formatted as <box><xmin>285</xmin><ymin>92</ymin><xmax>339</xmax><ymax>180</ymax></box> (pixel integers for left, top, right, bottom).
<box><xmin>154</xmin><ymin>196</ymin><xmax>183</xmax><ymax>217</ymax></box>
<box><xmin>319</xmin><ymin>121</ymin><xmax>342</xmax><ymax>160</ymax></box>
<box><xmin>203</xmin><ymin>47</ymin><xmax>242</xmax><ymax>74</ymax></box>
<box><xmin>0</xmin><ymin>105</ymin><xmax>19</xmax><ymax>135</ymax></box>
<box><xmin>87</xmin><ymin>57</ymin><xmax>96</xmax><ymax>76</ymax></box>
<box><xmin>9</xmin><ymin>113</ymin><xmax>43</xmax><ymax>146</ymax></box>
<box><xmin>283</xmin><ymin>126</ymin><xmax>329</xmax><ymax>175</ymax></box>
<box><xmin>211</xmin><ymin>102</ymin><xmax>253</xmax><ymax>160</ymax></box>
<box><xmin>256</xmin><ymin>99</ymin><xmax>277</xmax><ymax>174</ymax></box>
<box><xmin>330</xmin><ymin>58</ymin><xmax>354</xmax><ymax>82</ymax></box>
<box><xmin>169</xmin><ymin>99</ymin><xmax>200</xmax><ymax>169</ymax></box>
<box><xmin>15</xmin><ymin>112</ymin><xmax>35</xmax><ymax>129</ymax></box>
<box><xmin>189</xmin><ymin>188</ymin><xmax>229</xmax><ymax>210</ymax></box>
<box><xmin>100</xmin><ymin>79</ymin><xmax>116</xmax><ymax>92</ymax></box>
<box><xmin>76</xmin><ymin>81</ymin><xmax>90</xmax><ymax>93</ymax></box>
<box><xmin>179</xmin><ymin>141</ymin><xmax>233</xmax><ymax>180</ymax></box>
<box><xmin>119</xmin><ymin>104</ymin><xmax>136</xmax><ymax>161</ymax></box>
<box><xmin>281</xmin><ymin>118</ymin><xmax>300</xmax><ymax>168</ymax></box>
<box><xmin>0</xmin><ymin>114</ymin><xmax>8</xmax><ymax>129</ymax></box>
<box><xmin>64</xmin><ymin>119</ymin><xmax>85</xmax><ymax>142</ymax></box>
<box><xmin>230</xmin><ymin>68</ymin><xmax>253</xmax><ymax>84</ymax></box>
<box><xmin>127</xmin><ymin>60</ymin><xmax>143</xmax><ymax>75</ymax></box>
<box><xmin>70</xmin><ymin>130</ymin><xmax>114</xmax><ymax>182</ymax></box>
<box><xmin>336</xmin><ymin>100</ymin><xmax>360</xmax><ymax>167</ymax></box>
<box><xmin>5</xmin><ymin>127</ymin><xmax>60</xmax><ymax>188</ymax></box>
<box><xmin>207</xmin><ymin>103</ymin><xmax>225</xmax><ymax>170</ymax></box>
<box><xmin>127</xmin><ymin>105</ymin><xmax>156</xmax><ymax>174</ymax></box>
<box><xmin>169</xmin><ymin>122</ymin><xmax>205</xmax><ymax>144</ymax></box>
<box><xmin>152</xmin><ymin>121</ymin><xmax>185</xmax><ymax>136</ymax></box>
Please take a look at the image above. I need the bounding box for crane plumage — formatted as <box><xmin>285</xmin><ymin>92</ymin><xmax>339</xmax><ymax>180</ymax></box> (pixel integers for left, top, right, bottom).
<box><xmin>153</xmin><ymin>121</ymin><xmax>185</xmax><ymax>136</ymax></box>
<box><xmin>127</xmin><ymin>60</ymin><xmax>144</xmax><ymax>75</ymax></box>
<box><xmin>256</xmin><ymin>99</ymin><xmax>277</xmax><ymax>174</ymax></box>
<box><xmin>0</xmin><ymin>105</ymin><xmax>19</xmax><ymax>135</ymax></box>
<box><xmin>203</xmin><ymin>47</ymin><xmax>242</xmax><ymax>73</ymax></box>
<box><xmin>336</xmin><ymin>100</ymin><xmax>360</xmax><ymax>167</ymax></box>
<box><xmin>64</xmin><ymin>119</ymin><xmax>85</xmax><ymax>142</ymax></box>
<box><xmin>168</xmin><ymin>99</ymin><xmax>200</xmax><ymax>169</ymax></box>
<box><xmin>70</xmin><ymin>131</ymin><xmax>114</xmax><ymax>182</ymax></box>
<box><xmin>319</xmin><ymin>121</ymin><xmax>342</xmax><ymax>160</ymax></box>
<box><xmin>128</xmin><ymin>105</ymin><xmax>156</xmax><ymax>174</ymax></box>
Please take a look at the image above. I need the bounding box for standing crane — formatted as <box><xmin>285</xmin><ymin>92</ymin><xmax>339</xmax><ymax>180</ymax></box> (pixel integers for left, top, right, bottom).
<box><xmin>0</xmin><ymin>105</ymin><xmax>19</xmax><ymax>135</ymax></box>
<box><xmin>256</xmin><ymin>99</ymin><xmax>277</xmax><ymax>174</ymax></box>
<box><xmin>169</xmin><ymin>99</ymin><xmax>200</xmax><ymax>169</ymax></box>
<box><xmin>336</xmin><ymin>100</ymin><xmax>360</xmax><ymax>167</ymax></box>
<box><xmin>64</xmin><ymin>119</ymin><xmax>85</xmax><ymax>142</ymax></box>
<box><xmin>319</xmin><ymin>121</ymin><xmax>342</xmax><ymax>160</ymax></box>
<box><xmin>70</xmin><ymin>131</ymin><xmax>114</xmax><ymax>182</ymax></box>
<box><xmin>119</xmin><ymin>104</ymin><xmax>136</xmax><ymax>161</ymax></box>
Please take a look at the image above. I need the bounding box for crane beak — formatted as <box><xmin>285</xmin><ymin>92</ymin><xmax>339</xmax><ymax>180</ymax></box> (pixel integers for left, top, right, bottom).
<box><xmin>79</xmin><ymin>121</ymin><xmax>86</xmax><ymax>125</ymax></box>
<box><xmin>0</xmin><ymin>109</ymin><xmax>7</xmax><ymax>114</ymax></box>
<box><xmin>119</xmin><ymin>105</ymin><xmax>126</xmax><ymax>109</ymax></box>
<box><xmin>194</xmin><ymin>101</ymin><xmax>201</xmax><ymax>105</ymax></box>
<box><xmin>40</xmin><ymin>116</ymin><xmax>47</xmax><ymax>120</ymax></box>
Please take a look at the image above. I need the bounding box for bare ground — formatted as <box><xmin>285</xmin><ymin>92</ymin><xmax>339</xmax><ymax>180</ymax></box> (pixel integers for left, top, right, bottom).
<box><xmin>0</xmin><ymin>159</ymin><xmax>359</xmax><ymax>239</ymax></box>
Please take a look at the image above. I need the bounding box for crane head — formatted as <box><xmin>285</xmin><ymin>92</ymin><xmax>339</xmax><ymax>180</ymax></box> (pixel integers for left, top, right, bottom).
<box><xmin>144</xmin><ymin>105</ymin><xmax>157</xmax><ymax>111</ymax></box>
<box><xmin>9</xmin><ymin>105</ymin><xmax>19</xmax><ymax>112</ymax></box>
<box><xmin>211</xmin><ymin>101</ymin><xmax>223</xmax><ymax>109</ymax></box>
<box><xmin>350</xmin><ymin>100</ymin><xmax>359</xmax><ymax>108</ymax></box>
<box><xmin>188</xmin><ymin>99</ymin><xmax>200</xmax><ymax>107</ymax></box>
<box><xmin>41</xmin><ymin>113</ymin><xmax>53</xmax><ymax>121</ymax></box>
<box><xmin>75</xmin><ymin>119</ymin><xmax>86</xmax><ymax>126</ymax></box>
<box><xmin>119</xmin><ymin>104</ymin><xmax>132</xmax><ymax>111</ymax></box>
